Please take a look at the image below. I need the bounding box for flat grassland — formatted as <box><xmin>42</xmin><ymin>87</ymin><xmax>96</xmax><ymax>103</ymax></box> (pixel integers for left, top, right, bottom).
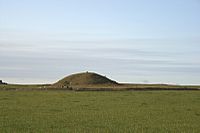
<box><xmin>0</xmin><ymin>84</ymin><xmax>200</xmax><ymax>91</ymax></box>
<box><xmin>0</xmin><ymin>91</ymin><xmax>199</xmax><ymax>132</ymax></box>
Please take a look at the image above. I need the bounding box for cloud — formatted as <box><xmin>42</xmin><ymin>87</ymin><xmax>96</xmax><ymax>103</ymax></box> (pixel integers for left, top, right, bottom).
<box><xmin>0</xmin><ymin>34</ymin><xmax>200</xmax><ymax>84</ymax></box>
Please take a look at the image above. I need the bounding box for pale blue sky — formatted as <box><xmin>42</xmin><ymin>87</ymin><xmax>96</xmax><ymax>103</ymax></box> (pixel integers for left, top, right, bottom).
<box><xmin>0</xmin><ymin>0</ymin><xmax>200</xmax><ymax>84</ymax></box>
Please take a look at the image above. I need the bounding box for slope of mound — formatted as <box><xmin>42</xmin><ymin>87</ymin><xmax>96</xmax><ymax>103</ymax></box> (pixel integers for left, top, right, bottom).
<box><xmin>53</xmin><ymin>72</ymin><xmax>118</xmax><ymax>87</ymax></box>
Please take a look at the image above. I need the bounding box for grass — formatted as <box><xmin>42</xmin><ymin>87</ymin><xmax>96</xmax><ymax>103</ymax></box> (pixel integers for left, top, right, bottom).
<box><xmin>0</xmin><ymin>83</ymin><xmax>200</xmax><ymax>91</ymax></box>
<box><xmin>53</xmin><ymin>72</ymin><xmax>118</xmax><ymax>87</ymax></box>
<box><xmin>0</xmin><ymin>91</ymin><xmax>199</xmax><ymax>132</ymax></box>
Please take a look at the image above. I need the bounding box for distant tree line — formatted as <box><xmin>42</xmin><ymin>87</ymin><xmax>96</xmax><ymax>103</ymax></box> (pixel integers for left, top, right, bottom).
<box><xmin>0</xmin><ymin>80</ymin><xmax>7</xmax><ymax>85</ymax></box>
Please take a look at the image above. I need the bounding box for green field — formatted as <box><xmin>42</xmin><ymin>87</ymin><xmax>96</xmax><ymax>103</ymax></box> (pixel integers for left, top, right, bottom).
<box><xmin>0</xmin><ymin>91</ymin><xmax>199</xmax><ymax>132</ymax></box>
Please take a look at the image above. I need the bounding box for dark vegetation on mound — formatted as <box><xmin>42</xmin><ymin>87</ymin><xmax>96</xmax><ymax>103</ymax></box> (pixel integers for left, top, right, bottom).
<box><xmin>53</xmin><ymin>72</ymin><xmax>118</xmax><ymax>88</ymax></box>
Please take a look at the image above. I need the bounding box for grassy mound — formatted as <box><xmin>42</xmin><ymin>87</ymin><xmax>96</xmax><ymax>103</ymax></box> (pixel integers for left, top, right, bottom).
<box><xmin>53</xmin><ymin>72</ymin><xmax>118</xmax><ymax>87</ymax></box>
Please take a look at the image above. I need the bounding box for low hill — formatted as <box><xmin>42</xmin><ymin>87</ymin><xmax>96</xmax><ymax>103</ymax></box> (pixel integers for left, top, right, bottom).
<box><xmin>53</xmin><ymin>72</ymin><xmax>118</xmax><ymax>87</ymax></box>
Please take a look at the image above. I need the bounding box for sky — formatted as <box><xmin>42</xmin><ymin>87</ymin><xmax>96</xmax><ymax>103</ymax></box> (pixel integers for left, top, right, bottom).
<box><xmin>0</xmin><ymin>0</ymin><xmax>200</xmax><ymax>85</ymax></box>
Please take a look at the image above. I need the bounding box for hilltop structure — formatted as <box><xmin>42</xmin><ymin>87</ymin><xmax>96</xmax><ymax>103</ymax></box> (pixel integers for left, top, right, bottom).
<box><xmin>53</xmin><ymin>72</ymin><xmax>118</xmax><ymax>88</ymax></box>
